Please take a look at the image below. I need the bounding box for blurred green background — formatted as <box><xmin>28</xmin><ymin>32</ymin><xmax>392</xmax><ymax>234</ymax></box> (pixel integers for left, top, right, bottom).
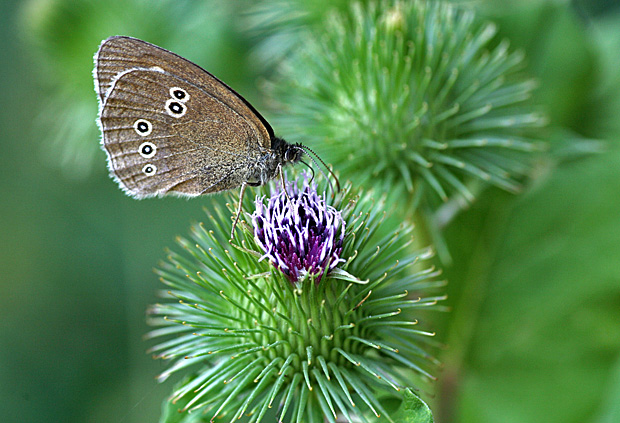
<box><xmin>1</xmin><ymin>0</ymin><xmax>620</xmax><ymax>422</ymax></box>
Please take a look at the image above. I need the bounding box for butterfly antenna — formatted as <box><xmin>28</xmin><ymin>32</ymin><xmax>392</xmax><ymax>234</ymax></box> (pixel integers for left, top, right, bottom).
<box><xmin>299</xmin><ymin>159</ymin><xmax>316</xmax><ymax>184</ymax></box>
<box><xmin>296</xmin><ymin>145</ymin><xmax>340</xmax><ymax>195</ymax></box>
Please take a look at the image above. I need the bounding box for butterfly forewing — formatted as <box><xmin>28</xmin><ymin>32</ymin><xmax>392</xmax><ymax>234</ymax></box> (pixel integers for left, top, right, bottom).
<box><xmin>100</xmin><ymin>68</ymin><xmax>266</xmax><ymax>197</ymax></box>
<box><xmin>95</xmin><ymin>36</ymin><xmax>273</xmax><ymax>146</ymax></box>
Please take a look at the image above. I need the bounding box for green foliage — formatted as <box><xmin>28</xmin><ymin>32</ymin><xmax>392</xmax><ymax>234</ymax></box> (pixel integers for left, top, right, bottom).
<box><xmin>444</xmin><ymin>149</ymin><xmax>620</xmax><ymax>423</ymax></box>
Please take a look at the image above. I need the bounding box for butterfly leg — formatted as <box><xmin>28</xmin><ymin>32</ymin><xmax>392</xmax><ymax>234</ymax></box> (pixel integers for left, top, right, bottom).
<box><xmin>279</xmin><ymin>165</ymin><xmax>291</xmax><ymax>203</ymax></box>
<box><xmin>230</xmin><ymin>182</ymin><xmax>247</xmax><ymax>239</ymax></box>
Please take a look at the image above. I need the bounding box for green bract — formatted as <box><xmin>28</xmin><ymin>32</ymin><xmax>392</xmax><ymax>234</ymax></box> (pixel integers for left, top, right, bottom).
<box><xmin>147</xmin><ymin>175</ymin><xmax>445</xmax><ymax>423</ymax></box>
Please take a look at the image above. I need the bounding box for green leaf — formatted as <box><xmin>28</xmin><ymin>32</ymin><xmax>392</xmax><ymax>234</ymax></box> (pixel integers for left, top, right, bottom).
<box><xmin>444</xmin><ymin>148</ymin><xmax>620</xmax><ymax>422</ymax></box>
<box><xmin>392</xmin><ymin>389</ymin><xmax>434</xmax><ymax>423</ymax></box>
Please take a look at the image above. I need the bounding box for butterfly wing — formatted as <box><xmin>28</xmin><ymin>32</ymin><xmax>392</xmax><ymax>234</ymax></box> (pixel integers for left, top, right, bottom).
<box><xmin>100</xmin><ymin>67</ymin><xmax>267</xmax><ymax>197</ymax></box>
<box><xmin>95</xmin><ymin>37</ymin><xmax>274</xmax><ymax>197</ymax></box>
<box><xmin>95</xmin><ymin>36</ymin><xmax>273</xmax><ymax>145</ymax></box>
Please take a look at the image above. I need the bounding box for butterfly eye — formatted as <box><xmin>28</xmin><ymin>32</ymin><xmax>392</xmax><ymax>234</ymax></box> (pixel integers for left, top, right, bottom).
<box><xmin>138</xmin><ymin>141</ymin><xmax>157</xmax><ymax>159</ymax></box>
<box><xmin>165</xmin><ymin>99</ymin><xmax>187</xmax><ymax>117</ymax></box>
<box><xmin>133</xmin><ymin>119</ymin><xmax>153</xmax><ymax>136</ymax></box>
<box><xmin>170</xmin><ymin>87</ymin><xmax>189</xmax><ymax>102</ymax></box>
<box><xmin>285</xmin><ymin>149</ymin><xmax>298</xmax><ymax>161</ymax></box>
<box><xmin>142</xmin><ymin>164</ymin><xmax>157</xmax><ymax>176</ymax></box>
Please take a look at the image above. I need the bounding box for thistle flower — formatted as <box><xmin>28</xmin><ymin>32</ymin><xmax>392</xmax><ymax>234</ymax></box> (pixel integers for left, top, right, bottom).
<box><xmin>252</xmin><ymin>177</ymin><xmax>345</xmax><ymax>283</ymax></box>
<box><xmin>270</xmin><ymin>0</ymin><xmax>546</xmax><ymax>216</ymax></box>
<box><xmin>147</xmin><ymin>174</ymin><xmax>445</xmax><ymax>423</ymax></box>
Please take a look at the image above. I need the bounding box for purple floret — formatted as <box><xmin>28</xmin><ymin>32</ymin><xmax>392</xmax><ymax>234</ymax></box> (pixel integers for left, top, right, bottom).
<box><xmin>252</xmin><ymin>177</ymin><xmax>345</xmax><ymax>283</ymax></box>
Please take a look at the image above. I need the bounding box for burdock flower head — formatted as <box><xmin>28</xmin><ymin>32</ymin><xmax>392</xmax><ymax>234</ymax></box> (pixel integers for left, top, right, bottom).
<box><xmin>269</xmin><ymin>0</ymin><xmax>546</xmax><ymax>220</ymax></box>
<box><xmin>147</xmin><ymin>173</ymin><xmax>446</xmax><ymax>422</ymax></box>
<box><xmin>252</xmin><ymin>176</ymin><xmax>345</xmax><ymax>283</ymax></box>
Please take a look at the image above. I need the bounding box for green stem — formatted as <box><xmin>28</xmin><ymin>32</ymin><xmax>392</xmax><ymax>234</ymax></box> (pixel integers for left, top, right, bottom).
<box><xmin>437</xmin><ymin>194</ymin><xmax>513</xmax><ymax>422</ymax></box>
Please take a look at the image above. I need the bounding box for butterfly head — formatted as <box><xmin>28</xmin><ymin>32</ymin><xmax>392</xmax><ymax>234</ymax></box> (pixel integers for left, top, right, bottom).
<box><xmin>271</xmin><ymin>137</ymin><xmax>340</xmax><ymax>195</ymax></box>
<box><xmin>271</xmin><ymin>137</ymin><xmax>303</xmax><ymax>166</ymax></box>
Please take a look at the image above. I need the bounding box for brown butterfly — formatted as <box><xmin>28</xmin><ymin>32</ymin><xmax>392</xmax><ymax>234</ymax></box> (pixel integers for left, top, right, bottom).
<box><xmin>94</xmin><ymin>36</ymin><xmax>334</xmax><ymax>236</ymax></box>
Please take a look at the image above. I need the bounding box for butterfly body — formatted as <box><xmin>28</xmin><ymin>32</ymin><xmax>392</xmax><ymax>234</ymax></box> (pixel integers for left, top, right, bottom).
<box><xmin>94</xmin><ymin>36</ymin><xmax>301</xmax><ymax>199</ymax></box>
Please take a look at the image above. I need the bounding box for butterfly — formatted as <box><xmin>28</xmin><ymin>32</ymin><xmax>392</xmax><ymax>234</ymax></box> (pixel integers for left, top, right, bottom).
<box><xmin>94</xmin><ymin>36</ymin><xmax>334</xmax><ymax>236</ymax></box>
